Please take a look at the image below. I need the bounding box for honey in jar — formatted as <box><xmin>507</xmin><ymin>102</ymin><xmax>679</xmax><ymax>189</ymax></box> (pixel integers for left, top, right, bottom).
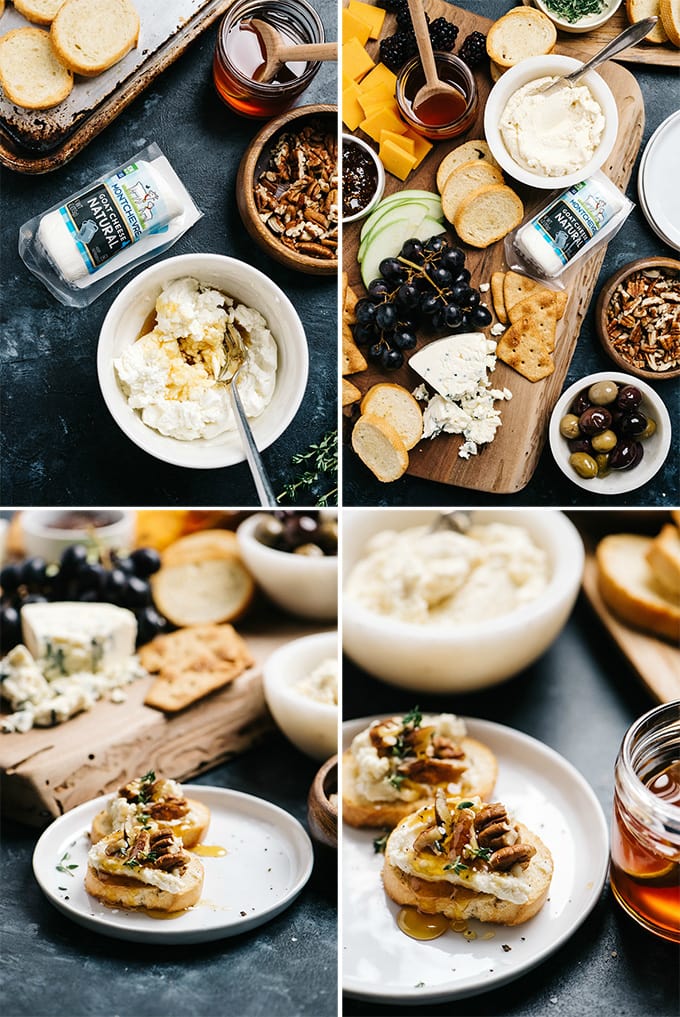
<box><xmin>396</xmin><ymin>52</ymin><xmax>478</xmax><ymax>140</ymax></box>
<box><xmin>610</xmin><ymin>703</ymin><xmax>680</xmax><ymax>942</ymax></box>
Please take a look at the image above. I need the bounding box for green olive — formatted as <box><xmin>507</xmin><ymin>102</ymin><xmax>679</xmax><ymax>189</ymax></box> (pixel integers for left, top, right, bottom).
<box><xmin>256</xmin><ymin>517</ymin><xmax>284</xmax><ymax>547</ymax></box>
<box><xmin>293</xmin><ymin>543</ymin><xmax>325</xmax><ymax>557</ymax></box>
<box><xmin>639</xmin><ymin>416</ymin><xmax>657</xmax><ymax>440</ymax></box>
<box><xmin>588</xmin><ymin>380</ymin><xmax>619</xmax><ymax>405</ymax></box>
<box><xmin>591</xmin><ymin>429</ymin><xmax>617</xmax><ymax>452</ymax></box>
<box><xmin>569</xmin><ymin>451</ymin><xmax>598</xmax><ymax>479</ymax></box>
<box><xmin>560</xmin><ymin>413</ymin><xmax>582</xmax><ymax>439</ymax></box>
<box><xmin>595</xmin><ymin>453</ymin><xmax>611</xmax><ymax>477</ymax></box>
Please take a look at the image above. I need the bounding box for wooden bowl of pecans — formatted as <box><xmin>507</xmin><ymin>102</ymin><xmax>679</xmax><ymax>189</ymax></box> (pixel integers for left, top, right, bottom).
<box><xmin>236</xmin><ymin>104</ymin><xmax>338</xmax><ymax>276</ymax></box>
<box><xmin>595</xmin><ymin>257</ymin><xmax>680</xmax><ymax>381</ymax></box>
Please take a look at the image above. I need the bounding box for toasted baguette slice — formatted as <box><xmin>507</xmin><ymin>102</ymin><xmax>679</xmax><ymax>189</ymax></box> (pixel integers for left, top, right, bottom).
<box><xmin>352</xmin><ymin>412</ymin><xmax>409</xmax><ymax>483</ymax></box>
<box><xmin>383</xmin><ymin>819</ymin><xmax>553</xmax><ymax>926</ymax></box>
<box><xmin>441</xmin><ymin>159</ymin><xmax>504</xmax><ymax>225</ymax></box>
<box><xmin>486</xmin><ymin>7</ymin><xmax>557</xmax><ymax>68</ymax></box>
<box><xmin>489</xmin><ymin>58</ymin><xmax>505</xmax><ymax>82</ymax></box>
<box><xmin>14</xmin><ymin>0</ymin><xmax>66</xmax><ymax>24</ymax></box>
<box><xmin>342</xmin><ymin>736</ymin><xmax>498</xmax><ymax>829</ymax></box>
<box><xmin>85</xmin><ymin>852</ymin><xmax>204</xmax><ymax>912</ymax></box>
<box><xmin>161</xmin><ymin>528</ymin><xmax>240</xmax><ymax>567</ymax></box>
<box><xmin>51</xmin><ymin>0</ymin><xmax>139</xmax><ymax>76</ymax></box>
<box><xmin>660</xmin><ymin>0</ymin><xmax>680</xmax><ymax>45</ymax></box>
<box><xmin>360</xmin><ymin>383</ymin><xmax>423</xmax><ymax>450</ymax></box>
<box><xmin>0</xmin><ymin>27</ymin><xmax>73</xmax><ymax>109</ymax></box>
<box><xmin>454</xmin><ymin>184</ymin><xmax>524</xmax><ymax>249</ymax></box>
<box><xmin>597</xmin><ymin>533</ymin><xmax>680</xmax><ymax>642</ymax></box>
<box><xmin>436</xmin><ymin>140</ymin><xmax>499</xmax><ymax>194</ymax></box>
<box><xmin>627</xmin><ymin>0</ymin><xmax>669</xmax><ymax>43</ymax></box>
<box><xmin>645</xmin><ymin>524</ymin><xmax>680</xmax><ymax>600</ymax></box>
<box><xmin>151</xmin><ymin>556</ymin><xmax>254</xmax><ymax>627</ymax></box>
<box><xmin>91</xmin><ymin>798</ymin><xmax>211</xmax><ymax>848</ymax></box>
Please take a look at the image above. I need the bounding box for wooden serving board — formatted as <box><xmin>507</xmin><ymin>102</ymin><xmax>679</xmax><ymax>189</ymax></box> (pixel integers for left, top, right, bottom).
<box><xmin>523</xmin><ymin>1</ymin><xmax>680</xmax><ymax>68</ymax></box>
<box><xmin>343</xmin><ymin>1</ymin><xmax>644</xmax><ymax>492</ymax></box>
<box><xmin>0</xmin><ymin>611</ymin><xmax>327</xmax><ymax>827</ymax></box>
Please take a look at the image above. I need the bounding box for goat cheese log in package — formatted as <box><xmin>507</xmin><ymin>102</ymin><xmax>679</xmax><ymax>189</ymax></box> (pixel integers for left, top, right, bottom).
<box><xmin>18</xmin><ymin>143</ymin><xmax>202</xmax><ymax>307</ymax></box>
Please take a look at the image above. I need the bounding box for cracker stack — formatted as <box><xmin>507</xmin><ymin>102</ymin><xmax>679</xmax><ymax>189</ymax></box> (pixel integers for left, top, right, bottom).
<box><xmin>491</xmin><ymin>271</ymin><xmax>568</xmax><ymax>382</ymax></box>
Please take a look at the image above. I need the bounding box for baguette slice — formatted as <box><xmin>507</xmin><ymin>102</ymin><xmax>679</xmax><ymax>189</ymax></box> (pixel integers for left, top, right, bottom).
<box><xmin>454</xmin><ymin>183</ymin><xmax>524</xmax><ymax>249</ymax></box>
<box><xmin>360</xmin><ymin>383</ymin><xmax>423</xmax><ymax>450</ymax></box>
<box><xmin>645</xmin><ymin>524</ymin><xmax>680</xmax><ymax>600</ymax></box>
<box><xmin>85</xmin><ymin>850</ymin><xmax>204</xmax><ymax>913</ymax></box>
<box><xmin>0</xmin><ymin>27</ymin><xmax>73</xmax><ymax>109</ymax></box>
<box><xmin>597</xmin><ymin>533</ymin><xmax>680</xmax><ymax>642</ymax></box>
<box><xmin>627</xmin><ymin>0</ymin><xmax>669</xmax><ymax>43</ymax></box>
<box><xmin>436</xmin><ymin>139</ymin><xmax>499</xmax><ymax>194</ymax></box>
<box><xmin>352</xmin><ymin>412</ymin><xmax>409</xmax><ymax>483</ymax></box>
<box><xmin>91</xmin><ymin>799</ymin><xmax>211</xmax><ymax>848</ymax></box>
<box><xmin>151</xmin><ymin>557</ymin><xmax>254</xmax><ymax>627</ymax></box>
<box><xmin>441</xmin><ymin>159</ymin><xmax>504</xmax><ymax>225</ymax></box>
<box><xmin>51</xmin><ymin>0</ymin><xmax>139</xmax><ymax>76</ymax></box>
<box><xmin>384</xmin><ymin>816</ymin><xmax>553</xmax><ymax>926</ymax></box>
<box><xmin>486</xmin><ymin>7</ymin><xmax>557</xmax><ymax>68</ymax></box>
<box><xmin>660</xmin><ymin>0</ymin><xmax>680</xmax><ymax>45</ymax></box>
<box><xmin>14</xmin><ymin>0</ymin><xmax>66</xmax><ymax>24</ymax></box>
<box><xmin>161</xmin><ymin>528</ymin><xmax>240</xmax><ymax>568</ymax></box>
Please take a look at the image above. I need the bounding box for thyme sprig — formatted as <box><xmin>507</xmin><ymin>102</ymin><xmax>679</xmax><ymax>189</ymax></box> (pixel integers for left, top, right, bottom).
<box><xmin>278</xmin><ymin>430</ymin><xmax>338</xmax><ymax>507</ymax></box>
<box><xmin>56</xmin><ymin>851</ymin><xmax>78</xmax><ymax>877</ymax></box>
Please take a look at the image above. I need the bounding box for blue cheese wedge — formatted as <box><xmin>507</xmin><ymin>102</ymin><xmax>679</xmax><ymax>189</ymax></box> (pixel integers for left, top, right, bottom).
<box><xmin>22</xmin><ymin>601</ymin><xmax>137</xmax><ymax>680</ymax></box>
<box><xmin>409</xmin><ymin>333</ymin><xmax>496</xmax><ymax>402</ymax></box>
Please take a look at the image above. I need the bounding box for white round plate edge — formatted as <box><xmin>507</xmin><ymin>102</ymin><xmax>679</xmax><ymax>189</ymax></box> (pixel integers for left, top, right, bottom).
<box><xmin>32</xmin><ymin>785</ymin><xmax>314</xmax><ymax>945</ymax></box>
<box><xmin>639</xmin><ymin>110</ymin><xmax>680</xmax><ymax>251</ymax></box>
<box><xmin>341</xmin><ymin>716</ymin><xmax>610</xmax><ymax>1004</ymax></box>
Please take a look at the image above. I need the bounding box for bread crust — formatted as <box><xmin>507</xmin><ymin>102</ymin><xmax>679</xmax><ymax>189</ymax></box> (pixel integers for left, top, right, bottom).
<box><xmin>342</xmin><ymin>736</ymin><xmax>498</xmax><ymax>829</ymax></box>
<box><xmin>486</xmin><ymin>8</ymin><xmax>556</xmax><ymax>67</ymax></box>
<box><xmin>596</xmin><ymin>533</ymin><xmax>680</xmax><ymax>642</ymax></box>
<box><xmin>85</xmin><ymin>853</ymin><xmax>204</xmax><ymax>912</ymax></box>
<box><xmin>0</xmin><ymin>27</ymin><xmax>73</xmax><ymax>110</ymax></box>
<box><xmin>13</xmin><ymin>0</ymin><xmax>65</xmax><ymax>25</ymax></box>
<box><xmin>626</xmin><ymin>0</ymin><xmax>669</xmax><ymax>43</ymax></box>
<box><xmin>51</xmin><ymin>0</ymin><xmax>140</xmax><ymax>76</ymax></box>
<box><xmin>91</xmin><ymin>798</ymin><xmax>211</xmax><ymax>847</ymax></box>
<box><xmin>454</xmin><ymin>184</ymin><xmax>524</xmax><ymax>249</ymax></box>
<box><xmin>660</xmin><ymin>0</ymin><xmax>680</xmax><ymax>45</ymax></box>
<box><xmin>383</xmin><ymin>821</ymin><xmax>553</xmax><ymax>925</ymax></box>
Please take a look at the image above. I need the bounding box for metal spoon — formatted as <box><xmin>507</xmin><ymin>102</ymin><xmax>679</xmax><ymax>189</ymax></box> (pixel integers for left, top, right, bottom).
<box><xmin>248</xmin><ymin>19</ymin><xmax>338</xmax><ymax>83</ymax></box>
<box><xmin>537</xmin><ymin>17</ymin><xmax>658</xmax><ymax>96</ymax></box>
<box><xmin>407</xmin><ymin>0</ymin><xmax>461</xmax><ymax>112</ymax></box>
<box><xmin>427</xmin><ymin>511</ymin><xmax>472</xmax><ymax>534</ymax></box>
<box><xmin>217</xmin><ymin>323</ymin><xmax>276</xmax><ymax>507</ymax></box>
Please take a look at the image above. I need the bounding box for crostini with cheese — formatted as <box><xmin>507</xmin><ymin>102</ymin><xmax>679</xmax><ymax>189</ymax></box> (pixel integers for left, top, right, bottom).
<box><xmin>90</xmin><ymin>770</ymin><xmax>210</xmax><ymax>848</ymax></box>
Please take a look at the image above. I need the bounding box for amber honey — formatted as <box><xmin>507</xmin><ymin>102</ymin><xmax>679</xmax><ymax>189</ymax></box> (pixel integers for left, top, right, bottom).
<box><xmin>396</xmin><ymin>52</ymin><xmax>478</xmax><ymax>141</ymax></box>
<box><xmin>610</xmin><ymin>705</ymin><xmax>680</xmax><ymax>942</ymax></box>
<box><xmin>397</xmin><ymin>907</ymin><xmax>449</xmax><ymax>941</ymax></box>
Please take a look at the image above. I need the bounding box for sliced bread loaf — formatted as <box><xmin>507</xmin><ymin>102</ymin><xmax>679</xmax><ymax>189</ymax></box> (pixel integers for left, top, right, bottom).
<box><xmin>51</xmin><ymin>0</ymin><xmax>139</xmax><ymax>76</ymax></box>
<box><xmin>486</xmin><ymin>7</ymin><xmax>557</xmax><ymax>68</ymax></box>
<box><xmin>441</xmin><ymin>159</ymin><xmax>504</xmax><ymax>225</ymax></box>
<box><xmin>360</xmin><ymin>383</ymin><xmax>423</xmax><ymax>450</ymax></box>
<box><xmin>597</xmin><ymin>533</ymin><xmax>680</xmax><ymax>642</ymax></box>
<box><xmin>627</xmin><ymin>0</ymin><xmax>670</xmax><ymax>43</ymax></box>
<box><xmin>660</xmin><ymin>0</ymin><xmax>680</xmax><ymax>45</ymax></box>
<box><xmin>0</xmin><ymin>27</ymin><xmax>73</xmax><ymax>109</ymax></box>
<box><xmin>454</xmin><ymin>183</ymin><xmax>524</xmax><ymax>248</ymax></box>
<box><xmin>151</xmin><ymin>556</ymin><xmax>255</xmax><ymax>627</ymax></box>
<box><xmin>14</xmin><ymin>0</ymin><xmax>66</xmax><ymax>25</ymax></box>
<box><xmin>435</xmin><ymin>139</ymin><xmax>499</xmax><ymax>194</ymax></box>
<box><xmin>645</xmin><ymin>524</ymin><xmax>680</xmax><ymax>599</ymax></box>
<box><xmin>352</xmin><ymin>412</ymin><xmax>409</xmax><ymax>482</ymax></box>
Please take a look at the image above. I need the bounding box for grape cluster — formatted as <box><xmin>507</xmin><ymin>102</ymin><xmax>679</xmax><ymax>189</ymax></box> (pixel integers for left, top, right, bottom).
<box><xmin>0</xmin><ymin>545</ymin><xmax>168</xmax><ymax>654</ymax></box>
<box><xmin>352</xmin><ymin>236</ymin><xmax>492</xmax><ymax>370</ymax></box>
<box><xmin>378</xmin><ymin>1</ymin><xmax>460</xmax><ymax>72</ymax></box>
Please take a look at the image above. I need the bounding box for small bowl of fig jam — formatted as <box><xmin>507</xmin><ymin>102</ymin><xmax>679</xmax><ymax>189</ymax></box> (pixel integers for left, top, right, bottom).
<box><xmin>342</xmin><ymin>135</ymin><xmax>385</xmax><ymax>224</ymax></box>
<box><xmin>395</xmin><ymin>52</ymin><xmax>478</xmax><ymax>141</ymax></box>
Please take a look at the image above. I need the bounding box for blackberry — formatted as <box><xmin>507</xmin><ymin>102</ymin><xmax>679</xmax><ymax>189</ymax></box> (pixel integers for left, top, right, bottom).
<box><xmin>379</xmin><ymin>31</ymin><xmax>417</xmax><ymax>72</ymax></box>
<box><xmin>376</xmin><ymin>0</ymin><xmax>407</xmax><ymax>10</ymax></box>
<box><xmin>395</xmin><ymin>7</ymin><xmax>429</xmax><ymax>31</ymax></box>
<box><xmin>459</xmin><ymin>31</ymin><xmax>487</xmax><ymax>68</ymax></box>
<box><xmin>428</xmin><ymin>17</ymin><xmax>459</xmax><ymax>52</ymax></box>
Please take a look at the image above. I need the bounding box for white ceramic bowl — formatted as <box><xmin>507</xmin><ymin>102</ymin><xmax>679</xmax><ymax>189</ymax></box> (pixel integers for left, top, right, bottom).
<box><xmin>237</xmin><ymin>513</ymin><xmax>338</xmax><ymax>621</ymax></box>
<box><xmin>342</xmin><ymin>509</ymin><xmax>584</xmax><ymax>692</ymax></box>
<box><xmin>549</xmin><ymin>371</ymin><xmax>672</xmax><ymax>494</ymax></box>
<box><xmin>263</xmin><ymin>632</ymin><xmax>339</xmax><ymax>760</ymax></box>
<box><xmin>484</xmin><ymin>54</ymin><xmax>619</xmax><ymax>188</ymax></box>
<box><xmin>534</xmin><ymin>0</ymin><xmax>622</xmax><ymax>33</ymax></box>
<box><xmin>20</xmin><ymin>510</ymin><xmax>136</xmax><ymax>563</ymax></box>
<box><xmin>342</xmin><ymin>134</ymin><xmax>386</xmax><ymax>224</ymax></box>
<box><xmin>97</xmin><ymin>253</ymin><xmax>308</xmax><ymax>469</ymax></box>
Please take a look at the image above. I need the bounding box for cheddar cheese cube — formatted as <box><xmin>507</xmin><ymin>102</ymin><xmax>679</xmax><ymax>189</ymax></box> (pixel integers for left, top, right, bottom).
<box><xmin>402</xmin><ymin>129</ymin><xmax>433</xmax><ymax>169</ymax></box>
<box><xmin>348</xmin><ymin>0</ymin><xmax>386</xmax><ymax>38</ymax></box>
<box><xmin>359</xmin><ymin>106</ymin><xmax>407</xmax><ymax>142</ymax></box>
<box><xmin>343</xmin><ymin>82</ymin><xmax>365</xmax><ymax>131</ymax></box>
<box><xmin>342</xmin><ymin>37</ymin><xmax>375</xmax><ymax>82</ymax></box>
<box><xmin>342</xmin><ymin>8</ymin><xmax>370</xmax><ymax>47</ymax></box>
<box><xmin>379</xmin><ymin>129</ymin><xmax>415</xmax><ymax>155</ymax></box>
<box><xmin>360</xmin><ymin>63</ymin><xmax>397</xmax><ymax>95</ymax></box>
<box><xmin>379</xmin><ymin>138</ymin><xmax>418</xmax><ymax>181</ymax></box>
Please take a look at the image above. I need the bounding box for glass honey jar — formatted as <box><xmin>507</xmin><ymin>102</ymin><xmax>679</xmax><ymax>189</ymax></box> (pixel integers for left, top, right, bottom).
<box><xmin>610</xmin><ymin>701</ymin><xmax>680</xmax><ymax>942</ymax></box>
<box><xmin>395</xmin><ymin>52</ymin><xmax>478</xmax><ymax>141</ymax></box>
<box><xmin>213</xmin><ymin>0</ymin><xmax>324</xmax><ymax>119</ymax></box>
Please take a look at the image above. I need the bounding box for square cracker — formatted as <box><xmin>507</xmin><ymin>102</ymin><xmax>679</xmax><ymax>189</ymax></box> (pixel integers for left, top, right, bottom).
<box><xmin>507</xmin><ymin>293</ymin><xmax>557</xmax><ymax>353</ymax></box>
<box><xmin>503</xmin><ymin>270</ymin><xmax>543</xmax><ymax>311</ymax></box>
<box><xmin>496</xmin><ymin>323</ymin><xmax>554</xmax><ymax>382</ymax></box>
<box><xmin>491</xmin><ymin>272</ymin><xmax>508</xmax><ymax>324</ymax></box>
<box><xmin>344</xmin><ymin>280</ymin><xmax>359</xmax><ymax>317</ymax></box>
<box><xmin>141</xmin><ymin>624</ymin><xmax>254</xmax><ymax>712</ymax></box>
<box><xmin>343</xmin><ymin>377</ymin><xmax>362</xmax><ymax>406</ymax></box>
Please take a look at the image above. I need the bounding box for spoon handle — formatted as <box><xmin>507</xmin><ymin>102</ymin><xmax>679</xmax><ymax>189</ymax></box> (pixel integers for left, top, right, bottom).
<box><xmin>407</xmin><ymin>0</ymin><xmax>438</xmax><ymax>88</ymax></box>
<box><xmin>278</xmin><ymin>41</ymin><xmax>338</xmax><ymax>63</ymax></box>
<box><xmin>229</xmin><ymin>385</ymin><xmax>277</xmax><ymax>508</ymax></box>
<box><xmin>565</xmin><ymin>17</ymin><xmax>658</xmax><ymax>82</ymax></box>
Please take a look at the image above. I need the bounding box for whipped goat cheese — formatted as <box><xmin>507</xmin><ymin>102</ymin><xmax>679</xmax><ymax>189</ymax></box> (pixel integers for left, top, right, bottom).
<box><xmin>114</xmin><ymin>277</ymin><xmax>277</xmax><ymax>441</ymax></box>
<box><xmin>345</xmin><ymin>522</ymin><xmax>549</xmax><ymax>626</ymax></box>
<box><xmin>88</xmin><ymin>837</ymin><xmax>187</xmax><ymax>893</ymax></box>
<box><xmin>295</xmin><ymin>657</ymin><xmax>338</xmax><ymax>706</ymax></box>
<box><xmin>500</xmin><ymin>77</ymin><xmax>605</xmax><ymax>177</ymax></box>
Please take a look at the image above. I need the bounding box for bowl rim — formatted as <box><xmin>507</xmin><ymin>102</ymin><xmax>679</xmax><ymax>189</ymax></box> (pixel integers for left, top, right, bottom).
<box><xmin>235</xmin><ymin>103</ymin><xmax>338</xmax><ymax>275</ymax></box>
<box><xmin>341</xmin><ymin>133</ymin><xmax>386</xmax><ymax>224</ymax></box>
<box><xmin>595</xmin><ymin>257</ymin><xmax>680</xmax><ymax>380</ymax></box>
<box><xmin>533</xmin><ymin>0</ymin><xmax>622</xmax><ymax>32</ymax></box>
<box><xmin>342</xmin><ymin>509</ymin><xmax>584</xmax><ymax>641</ymax></box>
<box><xmin>483</xmin><ymin>54</ymin><xmax>619</xmax><ymax>189</ymax></box>
<box><xmin>20</xmin><ymin>509</ymin><xmax>132</xmax><ymax>538</ymax></box>
<box><xmin>548</xmin><ymin>370</ymin><xmax>672</xmax><ymax>493</ymax></box>
<box><xmin>97</xmin><ymin>252</ymin><xmax>308</xmax><ymax>470</ymax></box>
<box><xmin>237</xmin><ymin>512</ymin><xmax>338</xmax><ymax>570</ymax></box>
<box><xmin>263</xmin><ymin>631</ymin><xmax>339</xmax><ymax>719</ymax></box>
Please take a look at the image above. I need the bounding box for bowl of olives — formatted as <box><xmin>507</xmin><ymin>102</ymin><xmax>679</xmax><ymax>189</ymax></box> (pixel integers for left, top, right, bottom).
<box><xmin>237</xmin><ymin>511</ymin><xmax>338</xmax><ymax>621</ymax></box>
<box><xmin>549</xmin><ymin>372</ymin><xmax>671</xmax><ymax>493</ymax></box>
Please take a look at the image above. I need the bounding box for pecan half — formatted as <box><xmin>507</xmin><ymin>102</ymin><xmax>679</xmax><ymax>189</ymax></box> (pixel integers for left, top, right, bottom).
<box><xmin>488</xmin><ymin>843</ymin><xmax>536</xmax><ymax>871</ymax></box>
<box><xmin>397</xmin><ymin>757</ymin><xmax>465</xmax><ymax>784</ymax></box>
<box><xmin>474</xmin><ymin>803</ymin><xmax>507</xmax><ymax>832</ymax></box>
<box><xmin>431</xmin><ymin>736</ymin><xmax>464</xmax><ymax>759</ymax></box>
<box><xmin>148</xmin><ymin>797</ymin><xmax>189</xmax><ymax>821</ymax></box>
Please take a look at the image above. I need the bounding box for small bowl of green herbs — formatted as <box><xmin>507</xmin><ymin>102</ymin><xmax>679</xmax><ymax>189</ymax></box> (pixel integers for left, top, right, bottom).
<box><xmin>533</xmin><ymin>0</ymin><xmax>622</xmax><ymax>33</ymax></box>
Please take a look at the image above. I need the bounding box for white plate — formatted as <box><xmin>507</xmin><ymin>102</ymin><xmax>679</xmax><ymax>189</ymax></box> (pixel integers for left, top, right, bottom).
<box><xmin>342</xmin><ymin>716</ymin><xmax>609</xmax><ymax>1005</ymax></box>
<box><xmin>33</xmin><ymin>785</ymin><xmax>313</xmax><ymax>944</ymax></box>
<box><xmin>639</xmin><ymin>110</ymin><xmax>680</xmax><ymax>252</ymax></box>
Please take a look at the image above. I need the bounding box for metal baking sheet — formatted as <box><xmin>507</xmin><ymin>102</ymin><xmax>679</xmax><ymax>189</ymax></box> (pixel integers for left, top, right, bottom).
<box><xmin>0</xmin><ymin>0</ymin><xmax>234</xmax><ymax>173</ymax></box>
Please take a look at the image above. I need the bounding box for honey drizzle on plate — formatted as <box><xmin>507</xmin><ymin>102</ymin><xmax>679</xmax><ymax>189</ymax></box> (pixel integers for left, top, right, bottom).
<box><xmin>192</xmin><ymin>844</ymin><xmax>228</xmax><ymax>858</ymax></box>
<box><xmin>397</xmin><ymin>907</ymin><xmax>449</xmax><ymax>941</ymax></box>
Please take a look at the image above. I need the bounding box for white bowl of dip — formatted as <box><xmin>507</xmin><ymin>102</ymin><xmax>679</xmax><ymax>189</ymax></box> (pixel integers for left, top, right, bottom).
<box><xmin>342</xmin><ymin>509</ymin><xmax>584</xmax><ymax>692</ymax></box>
<box><xmin>534</xmin><ymin>0</ymin><xmax>623</xmax><ymax>34</ymax></box>
<box><xmin>263</xmin><ymin>631</ymin><xmax>339</xmax><ymax>761</ymax></box>
<box><xmin>97</xmin><ymin>253</ymin><xmax>308</xmax><ymax>469</ymax></box>
<box><xmin>484</xmin><ymin>54</ymin><xmax>618</xmax><ymax>188</ymax></box>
